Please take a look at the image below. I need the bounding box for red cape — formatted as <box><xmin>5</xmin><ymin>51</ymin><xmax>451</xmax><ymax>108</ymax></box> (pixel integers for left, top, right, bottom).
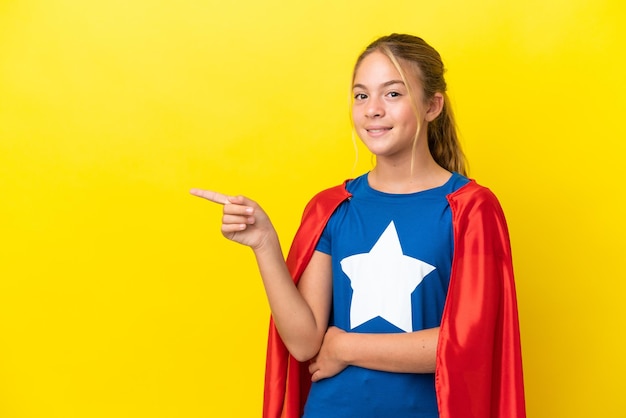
<box><xmin>263</xmin><ymin>180</ymin><xmax>525</xmax><ymax>418</ymax></box>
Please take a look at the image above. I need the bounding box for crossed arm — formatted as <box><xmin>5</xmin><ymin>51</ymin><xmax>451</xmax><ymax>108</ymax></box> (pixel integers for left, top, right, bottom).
<box><xmin>190</xmin><ymin>188</ymin><xmax>438</xmax><ymax>381</ymax></box>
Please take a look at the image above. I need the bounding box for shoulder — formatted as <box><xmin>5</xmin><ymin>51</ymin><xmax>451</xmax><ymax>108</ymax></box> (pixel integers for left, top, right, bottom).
<box><xmin>447</xmin><ymin>180</ymin><xmax>512</xmax><ymax>255</ymax></box>
<box><xmin>447</xmin><ymin>179</ymin><xmax>504</xmax><ymax>215</ymax></box>
<box><xmin>300</xmin><ymin>181</ymin><xmax>352</xmax><ymax>221</ymax></box>
<box><xmin>306</xmin><ymin>180</ymin><xmax>352</xmax><ymax>207</ymax></box>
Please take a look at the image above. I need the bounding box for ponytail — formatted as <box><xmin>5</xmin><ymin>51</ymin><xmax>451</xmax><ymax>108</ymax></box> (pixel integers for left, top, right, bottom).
<box><xmin>429</xmin><ymin>94</ymin><xmax>467</xmax><ymax>176</ymax></box>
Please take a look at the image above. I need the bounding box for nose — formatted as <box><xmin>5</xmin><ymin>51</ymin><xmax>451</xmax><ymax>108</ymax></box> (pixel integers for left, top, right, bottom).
<box><xmin>365</xmin><ymin>97</ymin><xmax>384</xmax><ymax>118</ymax></box>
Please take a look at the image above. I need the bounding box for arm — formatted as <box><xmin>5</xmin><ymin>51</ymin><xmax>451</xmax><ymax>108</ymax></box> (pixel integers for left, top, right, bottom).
<box><xmin>309</xmin><ymin>326</ymin><xmax>439</xmax><ymax>382</ymax></box>
<box><xmin>190</xmin><ymin>189</ymin><xmax>331</xmax><ymax>361</ymax></box>
<box><xmin>254</xmin><ymin>243</ymin><xmax>332</xmax><ymax>361</ymax></box>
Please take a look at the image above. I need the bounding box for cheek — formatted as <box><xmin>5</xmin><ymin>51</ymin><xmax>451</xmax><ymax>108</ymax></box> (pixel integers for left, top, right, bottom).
<box><xmin>398</xmin><ymin>107</ymin><xmax>418</xmax><ymax>128</ymax></box>
<box><xmin>351</xmin><ymin>106</ymin><xmax>361</xmax><ymax>126</ymax></box>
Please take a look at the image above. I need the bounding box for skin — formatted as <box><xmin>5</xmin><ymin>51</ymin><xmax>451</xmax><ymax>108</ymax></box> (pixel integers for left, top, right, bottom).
<box><xmin>188</xmin><ymin>190</ymin><xmax>332</xmax><ymax>363</ymax></box>
<box><xmin>191</xmin><ymin>50</ymin><xmax>451</xmax><ymax>383</ymax></box>
<box><xmin>352</xmin><ymin>51</ymin><xmax>450</xmax><ymax>193</ymax></box>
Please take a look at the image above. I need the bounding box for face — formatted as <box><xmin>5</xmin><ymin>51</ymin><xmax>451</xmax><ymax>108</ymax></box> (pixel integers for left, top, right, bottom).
<box><xmin>352</xmin><ymin>51</ymin><xmax>426</xmax><ymax>161</ymax></box>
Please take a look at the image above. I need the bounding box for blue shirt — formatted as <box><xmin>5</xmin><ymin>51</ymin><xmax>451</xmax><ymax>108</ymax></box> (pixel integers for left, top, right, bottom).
<box><xmin>303</xmin><ymin>172</ymin><xmax>470</xmax><ymax>418</ymax></box>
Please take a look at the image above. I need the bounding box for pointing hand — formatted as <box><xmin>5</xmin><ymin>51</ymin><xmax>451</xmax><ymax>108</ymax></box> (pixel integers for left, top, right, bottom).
<box><xmin>190</xmin><ymin>188</ymin><xmax>277</xmax><ymax>251</ymax></box>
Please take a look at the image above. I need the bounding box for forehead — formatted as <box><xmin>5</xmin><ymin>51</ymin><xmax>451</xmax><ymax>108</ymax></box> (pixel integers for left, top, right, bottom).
<box><xmin>354</xmin><ymin>51</ymin><xmax>399</xmax><ymax>84</ymax></box>
<box><xmin>353</xmin><ymin>51</ymin><xmax>418</xmax><ymax>88</ymax></box>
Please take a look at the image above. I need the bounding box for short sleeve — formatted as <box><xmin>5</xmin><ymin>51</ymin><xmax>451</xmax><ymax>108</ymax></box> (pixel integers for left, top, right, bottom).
<box><xmin>315</xmin><ymin>222</ymin><xmax>331</xmax><ymax>255</ymax></box>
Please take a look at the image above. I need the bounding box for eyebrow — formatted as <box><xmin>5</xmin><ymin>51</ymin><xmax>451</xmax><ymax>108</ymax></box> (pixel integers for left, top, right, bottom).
<box><xmin>352</xmin><ymin>79</ymin><xmax>405</xmax><ymax>90</ymax></box>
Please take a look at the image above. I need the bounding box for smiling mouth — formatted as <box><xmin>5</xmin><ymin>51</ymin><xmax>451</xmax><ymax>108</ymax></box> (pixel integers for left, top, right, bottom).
<box><xmin>366</xmin><ymin>128</ymin><xmax>392</xmax><ymax>133</ymax></box>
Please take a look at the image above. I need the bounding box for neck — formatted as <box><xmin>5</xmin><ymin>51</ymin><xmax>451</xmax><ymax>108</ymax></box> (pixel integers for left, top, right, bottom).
<box><xmin>368</xmin><ymin>155</ymin><xmax>451</xmax><ymax>194</ymax></box>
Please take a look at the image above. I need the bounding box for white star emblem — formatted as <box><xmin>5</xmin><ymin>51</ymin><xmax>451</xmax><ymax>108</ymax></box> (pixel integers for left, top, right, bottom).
<box><xmin>340</xmin><ymin>221</ymin><xmax>435</xmax><ymax>332</ymax></box>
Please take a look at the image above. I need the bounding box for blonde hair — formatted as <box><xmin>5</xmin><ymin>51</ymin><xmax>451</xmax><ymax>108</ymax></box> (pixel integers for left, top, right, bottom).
<box><xmin>353</xmin><ymin>34</ymin><xmax>468</xmax><ymax>176</ymax></box>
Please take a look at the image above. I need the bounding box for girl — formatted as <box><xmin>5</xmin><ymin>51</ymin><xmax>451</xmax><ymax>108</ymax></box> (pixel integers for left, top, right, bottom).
<box><xmin>191</xmin><ymin>34</ymin><xmax>525</xmax><ymax>418</ymax></box>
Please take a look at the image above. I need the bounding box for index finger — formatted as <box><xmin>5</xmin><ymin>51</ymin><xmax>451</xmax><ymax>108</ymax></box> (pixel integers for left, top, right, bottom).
<box><xmin>189</xmin><ymin>188</ymin><xmax>231</xmax><ymax>205</ymax></box>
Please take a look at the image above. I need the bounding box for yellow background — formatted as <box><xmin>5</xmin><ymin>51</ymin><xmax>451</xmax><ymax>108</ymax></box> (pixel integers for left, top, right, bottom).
<box><xmin>1</xmin><ymin>0</ymin><xmax>625</xmax><ymax>417</ymax></box>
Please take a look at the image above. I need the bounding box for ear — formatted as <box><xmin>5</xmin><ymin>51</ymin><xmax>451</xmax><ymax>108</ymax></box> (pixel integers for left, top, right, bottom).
<box><xmin>424</xmin><ymin>92</ymin><xmax>444</xmax><ymax>122</ymax></box>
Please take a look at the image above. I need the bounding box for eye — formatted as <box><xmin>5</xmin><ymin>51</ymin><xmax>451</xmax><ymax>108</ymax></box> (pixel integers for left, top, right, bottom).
<box><xmin>387</xmin><ymin>91</ymin><xmax>401</xmax><ymax>98</ymax></box>
<box><xmin>354</xmin><ymin>93</ymin><xmax>368</xmax><ymax>100</ymax></box>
